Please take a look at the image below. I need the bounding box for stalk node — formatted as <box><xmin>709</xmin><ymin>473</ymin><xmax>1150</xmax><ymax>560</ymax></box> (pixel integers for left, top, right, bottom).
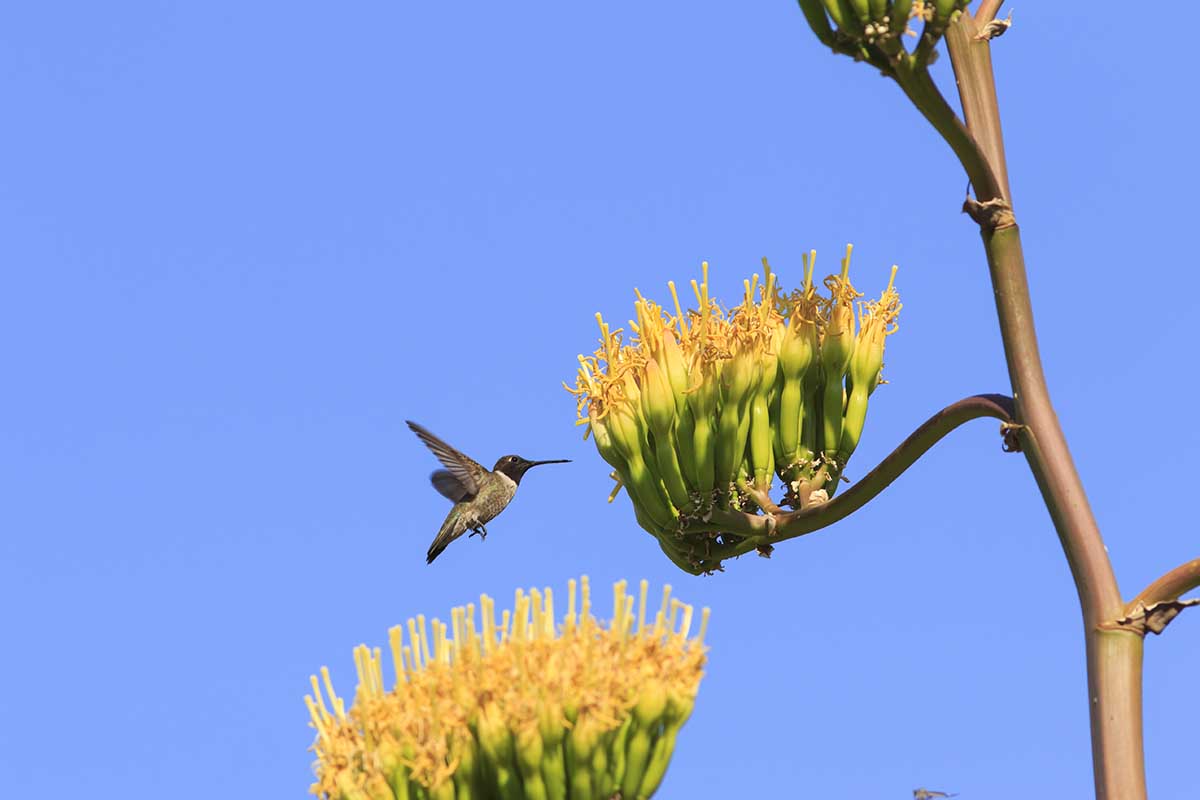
<box><xmin>962</xmin><ymin>196</ymin><xmax>1015</xmax><ymax>231</ymax></box>
<box><xmin>1110</xmin><ymin>598</ymin><xmax>1200</xmax><ymax>637</ymax></box>
<box><xmin>999</xmin><ymin>421</ymin><xmax>1025</xmax><ymax>452</ymax></box>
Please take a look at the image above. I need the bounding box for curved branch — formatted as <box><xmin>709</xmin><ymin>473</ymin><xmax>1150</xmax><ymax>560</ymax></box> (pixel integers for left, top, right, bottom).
<box><xmin>684</xmin><ymin>394</ymin><xmax>1015</xmax><ymax>556</ymax></box>
<box><xmin>1129</xmin><ymin>559</ymin><xmax>1200</xmax><ymax>611</ymax></box>
<box><xmin>893</xmin><ymin>59</ymin><xmax>1004</xmax><ymax>204</ymax></box>
<box><xmin>775</xmin><ymin>392</ymin><xmax>1014</xmax><ymax>539</ymax></box>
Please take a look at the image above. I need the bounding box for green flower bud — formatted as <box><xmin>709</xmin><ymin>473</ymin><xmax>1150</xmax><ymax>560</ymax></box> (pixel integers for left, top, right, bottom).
<box><xmin>641</xmin><ymin>357</ymin><xmax>676</xmax><ymax>436</ymax></box>
<box><xmin>934</xmin><ymin>0</ymin><xmax>957</xmax><ymax>24</ymax></box>
<box><xmin>659</xmin><ymin>322</ymin><xmax>690</xmax><ymax>415</ymax></box>
<box><xmin>635</xmin><ymin>681</ymin><xmax>669</xmax><ymax>727</ymax></box>
<box><xmin>890</xmin><ymin>0</ymin><xmax>915</xmax><ymax>33</ymax></box>
<box><xmin>514</xmin><ymin>727</ymin><xmax>547</xmax><ymax>800</ymax></box>
<box><xmin>840</xmin><ymin>267</ymin><xmax>900</xmax><ymax>462</ymax></box>
<box><xmin>819</xmin><ymin>245</ymin><xmax>862</xmax><ymax>464</ymax></box>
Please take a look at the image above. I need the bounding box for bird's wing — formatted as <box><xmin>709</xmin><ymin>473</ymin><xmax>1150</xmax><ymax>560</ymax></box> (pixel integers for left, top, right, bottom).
<box><xmin>431</xmin><ymin>469</ymin><xmax>474</xmax><ymax>503</ymax></box>
<box><xmin>406</xmin><ymin>421</ymin><xmax>484</xmax><ymax>497</ymax></box>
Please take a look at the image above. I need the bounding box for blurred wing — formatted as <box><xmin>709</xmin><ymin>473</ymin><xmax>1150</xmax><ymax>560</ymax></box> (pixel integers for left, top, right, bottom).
<box><xmin>431</xmin><ymin>469</ymin><xmax>474</xmax><ymax>502</ymax></box>
<box><xmin>406</xmin><ymin>420</ymin><xmax>483</xmax><ymax>496</ymax></box>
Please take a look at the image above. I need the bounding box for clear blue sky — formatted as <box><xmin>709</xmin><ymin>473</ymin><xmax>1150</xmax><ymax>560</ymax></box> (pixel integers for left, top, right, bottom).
<box><xmin>2</xmin><ymin>3</ymin><xmax>1196</xmax><ymax>798</ymax></box>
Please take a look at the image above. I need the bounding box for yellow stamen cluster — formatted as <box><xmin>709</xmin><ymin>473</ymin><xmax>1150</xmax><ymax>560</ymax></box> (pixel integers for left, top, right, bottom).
<box><xmin>565</xmin><ymin>247</ymin><xmax>901</xmax><ymax>574</ymax></box>
<box><xmin>307</xmin><ymin>578</ymin><xmax>709</xmax><ymax>800</ymax></box>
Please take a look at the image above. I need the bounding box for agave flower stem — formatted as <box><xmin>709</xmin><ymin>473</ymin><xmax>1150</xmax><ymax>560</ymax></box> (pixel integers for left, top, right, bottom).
<box><xmin>738</xmin><ymin>480</ymin><xmax>783</xmax><ymax>517</ymax></box>
<box><xmin>911</xmin><ymin>12</ymin><xmax>1143</xmax><ymax>797</ymax></box>
<box><xmin>1127</xmin><ymin>559</ymin><xmax>1200</xmax><ymax>612</ymax></box>
<box><xmin>682</xmin><ymin>394</ymin><xmax>1015</xmax><ymax>552</ymax></box>
<box><xmin>983</xmin><ymin>222</ymin><xmax>1140</xmax><ymax>800</ymax></box>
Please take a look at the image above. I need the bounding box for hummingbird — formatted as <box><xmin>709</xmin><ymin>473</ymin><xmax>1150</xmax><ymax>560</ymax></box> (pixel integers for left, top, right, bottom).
<box><xmin>406</xmin><ymin>420</ymin><xmax>570</xmax><ymax>564</ymax></box>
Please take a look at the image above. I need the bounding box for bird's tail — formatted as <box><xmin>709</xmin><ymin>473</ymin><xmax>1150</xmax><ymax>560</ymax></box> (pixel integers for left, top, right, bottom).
<box><xmin>426</xmin><ymin>515</ymin><xmax>465</xmax><ymax>564</ymax></box>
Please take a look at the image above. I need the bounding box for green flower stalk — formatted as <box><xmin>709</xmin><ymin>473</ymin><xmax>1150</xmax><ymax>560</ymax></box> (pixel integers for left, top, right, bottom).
<box><xmin>306</xmin><ymin>578</ymin><xmax>709</xmax><ymax>800</ymax></box>
<box><xmin>565</xmin><ymin>248</ymin><xmax>901</xmax><ymax>573</ymax></box>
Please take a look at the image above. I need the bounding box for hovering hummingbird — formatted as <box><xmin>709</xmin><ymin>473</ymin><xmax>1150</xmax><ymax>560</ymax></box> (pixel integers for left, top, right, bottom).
<box><xmin>406</xmin><ymin>421</ymin><xmax>570</xmax><ymax>564</ymax></box>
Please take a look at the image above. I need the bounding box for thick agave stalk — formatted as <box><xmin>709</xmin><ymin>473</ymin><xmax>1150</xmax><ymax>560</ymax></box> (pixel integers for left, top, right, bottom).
<box><xmin>306</xmin><ymin>577</ymin><xmax>709</xmax><ymax>800</ymax></box>
<box><xmin>565</xmin><ymin>248</ymin><xmax>901</xmax><ymax>573</ymax></box>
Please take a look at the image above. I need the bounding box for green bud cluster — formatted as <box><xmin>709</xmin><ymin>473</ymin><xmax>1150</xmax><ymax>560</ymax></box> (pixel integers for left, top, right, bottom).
<box><xmin>797</xmin><ymin>0</ymin><xmax>969</xmax><ymax>67</ymax></box>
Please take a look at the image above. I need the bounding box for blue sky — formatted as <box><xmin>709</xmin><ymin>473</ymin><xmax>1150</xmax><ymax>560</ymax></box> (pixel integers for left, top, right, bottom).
<box><xmin>2</xmin><ymin>3</ymin><xmax>1196</xmax><ymax>797</ymax></box>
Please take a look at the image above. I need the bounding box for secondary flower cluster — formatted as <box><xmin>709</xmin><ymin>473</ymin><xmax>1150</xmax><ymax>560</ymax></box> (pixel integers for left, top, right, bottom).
<box><xmin>798</xmin><ymin>0</ymin><xmax>969</xmax><ymax>52</ymax></box>
<box><xmin>307</xmin><ymin>578</ymin><xmax>708</xmax><ymax>800</ymax></box>
<box><xmin>566</xmin><ymin>247</ymin><xmax>900</xmax><ymax>573</ymax></box>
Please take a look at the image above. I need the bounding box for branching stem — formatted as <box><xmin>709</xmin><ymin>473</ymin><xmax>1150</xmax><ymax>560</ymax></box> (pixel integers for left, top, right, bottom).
<box><xmin>1129</xmin><ymin>559</ymin><xmax>1200</xmax><ymax>611</ymax></box>
<box><xmin>943</xmin><ymin>11</ymin><xmax>1142</xmax><ymax>799</ymax></box>
<box><xmin>892</xmin><ymin>58</ymin><xmax>1003</xmax><ymax>203</ymax></box>
<box><xmin>684</xmin><ymin>394</ymin><xmax>1015</xmax><ymax>557</ymax></box>
<box><xmin>786</xmin><ymin>4</ymin><xmax>1190</xmax><ymax>798</ymax></box>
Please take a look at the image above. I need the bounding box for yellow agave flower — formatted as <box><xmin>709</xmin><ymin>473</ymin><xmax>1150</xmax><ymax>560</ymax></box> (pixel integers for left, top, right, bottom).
<box><xmin>565</xmin><ymin>247</ymin><xmax>901</xmax><ymax>573</ymax></box>
<box><xmin>307</xmin><ymin>578</ymin><xmax>709</xmax><ymax>800</ymax></box>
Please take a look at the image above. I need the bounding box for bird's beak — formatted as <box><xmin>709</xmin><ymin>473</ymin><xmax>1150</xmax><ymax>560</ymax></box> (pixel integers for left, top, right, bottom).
<box><xmin>527</xmin><ymin>459</ymin><xmax>571</xmax><ymax>467</ymax></box>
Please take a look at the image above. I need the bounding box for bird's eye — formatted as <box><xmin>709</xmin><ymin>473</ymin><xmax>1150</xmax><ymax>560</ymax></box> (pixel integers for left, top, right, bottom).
<box><xmin>510</xmin><ymin>456</ymin><xmax>519</xmax><ymax>463</ymax></box>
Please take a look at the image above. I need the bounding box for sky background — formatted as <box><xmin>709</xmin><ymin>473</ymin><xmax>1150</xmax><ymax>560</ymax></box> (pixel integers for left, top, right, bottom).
<box><xmin>2</xmin><ymin>3</ymin><xmax>1196</xmax><ymax>798</ymax></box>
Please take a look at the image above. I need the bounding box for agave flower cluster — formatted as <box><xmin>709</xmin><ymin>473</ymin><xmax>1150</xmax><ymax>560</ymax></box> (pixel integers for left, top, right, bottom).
<box><xmin>566</xmin><ymin>247</ymin><xmax>901</xmax><ymax>573</ymax></box>
<box><xmin>797</xmin><ymin>0</ymin><xmax>969</xmax><ymax>65</ymax></box>
<box><xmin>307</xmin><ymin>578</ymin><xmax>708</xmax><ymax>800</ymax></box>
